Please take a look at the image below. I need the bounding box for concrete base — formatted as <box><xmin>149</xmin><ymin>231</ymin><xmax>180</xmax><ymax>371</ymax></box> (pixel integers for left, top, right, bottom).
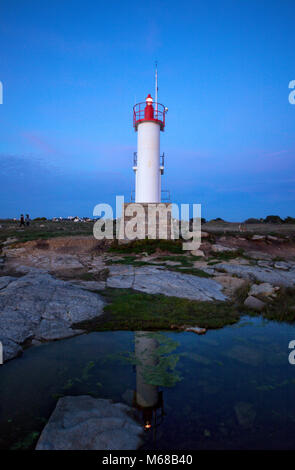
<box><xmin>118</xmin><ymin>203</ymin><xmax>173</xmax><ymax>240</ymax></box>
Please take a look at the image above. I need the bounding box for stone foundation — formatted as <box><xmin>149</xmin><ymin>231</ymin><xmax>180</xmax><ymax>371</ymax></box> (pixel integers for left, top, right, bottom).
<box><xmin>118</xmin><ymin>203</ymin><xmax>173</xmax><ymax>240</ymax></box>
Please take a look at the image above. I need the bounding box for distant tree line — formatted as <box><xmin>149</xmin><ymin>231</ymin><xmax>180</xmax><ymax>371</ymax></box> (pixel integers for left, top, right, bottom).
<box><xmin>189</xmin><ymin>215</ymin><xmax>295</xmax><ymax>225</ymax></box>
<box><xmin>20</xmin><ymin>215</ymin><xmax>295</xmax><ymax>225</ymax></box>
<box><xmin>244</xmin><ymin>216</ymin><xmax>295</xmax><ymax>224</ymax></box>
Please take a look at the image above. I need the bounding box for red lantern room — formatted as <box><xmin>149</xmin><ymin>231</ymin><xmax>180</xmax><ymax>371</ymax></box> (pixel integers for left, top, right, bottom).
<box><xmin>133</xmin><ymin>94</ymin><xmax>166</xmax><ymax>131</ymax></box>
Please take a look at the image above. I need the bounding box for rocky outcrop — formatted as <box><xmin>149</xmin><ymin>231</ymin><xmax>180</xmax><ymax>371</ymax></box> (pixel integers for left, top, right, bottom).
<box><xmin>36</xmin><ymin>396</ymin><xmax>144</xmax><ymax>450</ymax></box>
<box><xmin>2</xmin><ymin>236</ymin><xmax>107</xmax><ymax>277</ymax></box>
<box><xmin>214</xmin><ymin>263</ymin><xmax>295</xmax><ymax>287</ymax></box>
<box><xmin>211</xmin><ymin>244</ymin><xmax>237</xmax><ymax>253</ymax></box>
<box><xmin>249</xmin><ymin>283</ymin><xmax>279</xmax><ymax>298</ymax></box>
<box><xmin>251</xmin><ymin>235</ymin><xmax>265</xmax><ymax>241</ymax></box>
<box><xmin>107</xmin><ymin>265</ymin><xmax>227</xmax><ymax>301</ymax></box>
<box><xmin>244</xmin><ymin>295</ymin><xmax>266</xmax><ymax>311</ymax></box>
<box><xmin>0</xmin><ymin>336</ymin><xmax>22</xmax><ymax>362</ymax></box>
<box><xmin>213</xmin><ymin>275</ymin><xmax>247</xmax><ymax>297</ymax></box>
<box><xmin>191</xmin><ymin>249</ymin><xmax>205</xmax><ymax>257</ymax></box>
<box><xmin>0</xmin><ymin>271</ymin><xmax>105</xmax><ymax>362</ymax></box>
<box><xmin>274</xmin><ymin>261</ymin><xmax>289</xmax><ymax>270</ymax></box>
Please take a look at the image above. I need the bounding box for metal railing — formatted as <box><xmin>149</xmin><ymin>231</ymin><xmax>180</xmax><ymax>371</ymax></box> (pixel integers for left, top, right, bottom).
<box><xmin>130</xmin><ymin>189</ymin><xmax>171</xmax><ymax>202</ymax></box>
<box><xmin>133</xmin><ymin>102</ymin><xmax>166</xmax><ymax>130</ymax></box>
<box><xmin>133</xmin><ymin>152</ymin><xmax>165</xmax><ymax>167</ymax></box>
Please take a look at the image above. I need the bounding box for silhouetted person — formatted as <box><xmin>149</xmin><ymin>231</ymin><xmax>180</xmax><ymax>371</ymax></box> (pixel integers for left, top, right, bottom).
<box><xmin>19</xmin><ymin>214</ymin><xmax>25</xmax><ymax>227</ymax></box>
<box><xmin>25</xmin><ymin>214</ymin><xmax>30</xmax><ymax>226</ymax></box>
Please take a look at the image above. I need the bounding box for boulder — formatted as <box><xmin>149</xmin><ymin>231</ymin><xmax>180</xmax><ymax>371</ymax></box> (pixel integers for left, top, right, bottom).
<box><xmin>246</xmin><ymin>251</ymin><xmax>272</xmax><ymax>260</ymax></box>
<box><xmin>244</xmin><ymin>295</ymin><xmax>266</xmax><ymax>311</ymax></box>
<box><xmin>0</xmin><ymin>308</ymin><xmax>35</xmax><ymax>343</ymax></box>
<box><xmin>214</xmin><ymin>263</ymin><xmax>295</xmax><ymax>287</ymax></box>
<box><xmin>228</xmin><ymin>258</ymin><xmax>249</xmax><ymax>265</ymax></box>
<box><xmin>191</xmin><ymin>249</ymin><xmax>205</xmax><ymax>257</ymax></box>
<box><xmin>35</xmin><ymin>319</ymin><xmax>84</xmax><ymax>341</ymax></box>
<box><xmin>0</xmin><ymin>272</ymin><xmax>105</xmax><ymax>363</ymax></box>
<box><xmin>267</xmin><ymin>235</ymin><xmax>279</xmax><ymax>241</ymax></box>
<box><xmin>0</xmin><ymin>276</ymin><xmax>16</xmax><ymax>290</ymax></box>
<box><xmin>184</xmin><ymin>326</ymin><xmax>207</xmax><ymax>335</ymax></box>
<box><xmin>274</xmin><ymin>261</ymin><xmax>289</xmax><ymax>271</ymax></box>
<box><xmin>171</xmin><ymin>325</ymin><xmax>207</xmax><ymax>335</ymax></box>
<box><xmin>2</xmin><ymin>237</ymin><xmax>18</xmax><ymax>246</ymax></box>
<box><xmin>164</xmin><ymin>260</ymin><xmax>183</xmax><ymax>266</ymax></box>
<box><xmin>211</xmin><ymin>244</ymin><xmax>236</xmax><ymax>253</ymax></box>
<box><xmin>0</xmin><ymin>336</ymin><xmax>22</xmax><ymax>362</ymax></box>
<box><xmin>214</xmin><ymin>275</ymin><xmax>247</xmax><ymax>297</ymax></box>
<box><xmin>249</xmin><ymin>283</ymin><xmax>278</xmax><ymax>298</ymax></box>
<box><xmin>257</xmin><ymin>260</ymin><xmax>272</xmax><ymax>268</ymax></box>
<box><xmin>251</xmin><ymin>235</ymin><xmax>265</xmax><ymax>241</ymax></box>
<box><xmin>36</xmin><ymin>396</ymin><xmax>144</xmax><ymax>450</ymax></box>
<box><xmin>200</xmin><ymin>267</ymin><xmax>216</xmax><ymax>275</ymax></box>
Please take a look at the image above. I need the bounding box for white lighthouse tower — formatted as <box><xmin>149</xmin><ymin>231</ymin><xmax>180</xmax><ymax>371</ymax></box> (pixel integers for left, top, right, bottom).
<box><xmin>120</xmin><ymin>70</ymin><xmax>171</xmax><ymax>241</ymax></box>
<box><xmin>133</xmin><ymin>92</ymin><xmax>167</xmax><ymax>203</ymax></box>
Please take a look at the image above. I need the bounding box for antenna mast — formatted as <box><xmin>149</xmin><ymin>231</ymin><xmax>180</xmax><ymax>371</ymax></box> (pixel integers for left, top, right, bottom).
<box><xmin>155</xmin><ymin>61</ymin><xmax>158</xmax><ymax>114</ymax></box>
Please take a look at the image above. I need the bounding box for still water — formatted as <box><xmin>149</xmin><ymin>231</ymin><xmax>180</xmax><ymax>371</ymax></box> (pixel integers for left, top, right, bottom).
<box><xmin>1</xmin><ymin>316</ymin><xmax>295</xmax><ymax>450</ymax></box>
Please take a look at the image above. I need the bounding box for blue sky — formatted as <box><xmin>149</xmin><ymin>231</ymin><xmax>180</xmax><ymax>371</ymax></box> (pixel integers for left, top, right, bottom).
<box><xmin>0</xmin><ymin>0</ymin><xmax>294</xmax><ymax>221</ymax></box>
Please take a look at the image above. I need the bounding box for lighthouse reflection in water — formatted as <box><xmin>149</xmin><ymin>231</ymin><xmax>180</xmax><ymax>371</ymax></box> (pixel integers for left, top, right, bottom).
<box><xmin>133</xmin><ymin>332</ymin><xmax>165</xmax><ymax>438</ymax></box>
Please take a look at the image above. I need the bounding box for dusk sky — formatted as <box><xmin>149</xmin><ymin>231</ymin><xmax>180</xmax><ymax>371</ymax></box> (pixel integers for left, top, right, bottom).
<box><xmin>0</xmin><ymin>0</ymin><xmax>294</xmax><ymax>221</ymax></box>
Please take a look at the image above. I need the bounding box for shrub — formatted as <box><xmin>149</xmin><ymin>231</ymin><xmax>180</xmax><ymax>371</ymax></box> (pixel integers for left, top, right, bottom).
<box><xmin>244</xmin><ymin>218</ymin><xmax>261</xmax><ymax>224</ymax></box>
<box><xmin>284</xmin><ymin>216</ymin><xmax>295</xmax><ymax>224</ymax></box>
<box><xmin>208</xmin><ymin>217</ymin><xmax>225</xmax><ymax>223</ymax></box>
<box><xmin>264</xmin><ymin>215</ymin><xmax>283</xmax><ymax>224</ymax></box>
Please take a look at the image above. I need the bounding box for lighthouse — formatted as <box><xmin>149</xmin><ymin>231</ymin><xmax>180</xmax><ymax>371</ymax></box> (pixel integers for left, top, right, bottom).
<box><xmin>119</xmin><ymin>72</ymin><xmax>172</xmax><ymax>241</ymax></box>
<box><xmin>133</xmin><ymin>94</ymin><xmax>167</xmax><ymax>203</ymax></box>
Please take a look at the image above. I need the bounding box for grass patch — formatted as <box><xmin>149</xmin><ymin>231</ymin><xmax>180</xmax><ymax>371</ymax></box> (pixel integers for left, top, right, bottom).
<box><xmin>167</xmin><ymin>266</ymin><xmax>212</xmax><ymax>278</ymax></box>
<box><xmin>208</xmin><ymin>248</ymin><xmax>246</xmax><ymax>262</ymax></box>
<box><xmin>108</xmin><ymin>238</ymin><xmax>183</xmax><ymax>255</ymax></box>
<box><xmin>262</xmin><ymin>287</ymin><xmax>295</xmax><ymax>323</ymax></box>
<box><xmin>105</xmin><ymin>256</ymin><xmax>155</xmax><ymax>267</ymax></box>
<box><xmin>105</xmin><ymin>253</ymin><xmax>210</xmax><ymax>275</ymax></box>
<box><xmin>234</xmin><ymin>281</ymin><xmax>251</xmax><ymax>304</ymax></box>
<box><xmin>0</xmin><ymin>220</ymin><xmax>94</xmax><ymax>245</ymax></box>
<box><xmin>10</xmin><ymin>431</ymin><xmax>40</xmax><ymax>450</ymax></box>
<box><xmin>74</xmin><ymin>288</ymin><xmax>241</xmax><ymax>331</ymax></box>
<box><xmin>74</xmin><ymin>285</ymin><xmax>295</xmax><ymax>333</ymax></box>
<box><xmin>157</xmin><ymin>255</ymin><xmax>194</xmax><ymax>267</ymax></box>
<box><xmin>273</xmin><ymin>256</ymin><xmax>285</xmax><ymax>262</ymax></box>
